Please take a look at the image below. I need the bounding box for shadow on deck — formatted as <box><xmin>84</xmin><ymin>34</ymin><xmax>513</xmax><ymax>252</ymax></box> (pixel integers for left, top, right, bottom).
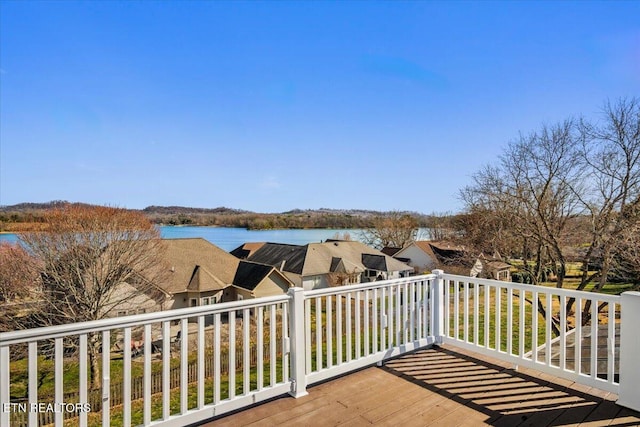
<box><xmin>202</xmin><ymin>346</ymin><xmax>640</xmax><ymax>426</ymax></box>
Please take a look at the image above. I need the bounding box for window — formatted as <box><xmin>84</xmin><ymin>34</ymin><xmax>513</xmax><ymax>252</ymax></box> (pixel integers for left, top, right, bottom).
<box><xmin>190</xmin><ymin>298</ymin><xmax>197</xmax><ymax>307</ymax></box>
<box><xmin>210</xmin><ymin>296</ymin><xmax>217</xmax><ymax>304</ymax></box>
<box><xmin>202</xmin><ymin>297</ymin><xmax>209</xmax><ymax>305</ymax></box>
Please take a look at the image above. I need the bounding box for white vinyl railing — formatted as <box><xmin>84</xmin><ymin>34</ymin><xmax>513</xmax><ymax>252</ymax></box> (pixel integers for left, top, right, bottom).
<box><xmin>302</xmin><ymin>275</ymin><xmax>437</xmax><ymax>385</ymax></box>
<box><xmin>1</xmin><ymin>271</ymin><xmax>639</xmax><ymax>427</ymax></box>
<box><xmin>439</xmin><ymin>274</ymin><xmax>622</xmax><ymax>393</ymax></box>
<box><xmin>0</xmin><ymin>295</ymin><xmax>292</xmax><ymax>427</ymax></box>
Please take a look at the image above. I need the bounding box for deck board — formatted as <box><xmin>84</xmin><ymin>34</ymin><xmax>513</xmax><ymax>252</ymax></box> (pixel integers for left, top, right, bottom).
<box><xmin>199</xmin><ymin>346</ymin><xmax>640</xmax><ymax>426</ymax></box>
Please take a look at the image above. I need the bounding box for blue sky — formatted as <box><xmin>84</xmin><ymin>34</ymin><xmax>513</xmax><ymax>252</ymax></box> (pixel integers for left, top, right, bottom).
<box><xmin>1</xmin><ymin>1</ymin><xmax>638</xmax><ymax>214</ymax></box>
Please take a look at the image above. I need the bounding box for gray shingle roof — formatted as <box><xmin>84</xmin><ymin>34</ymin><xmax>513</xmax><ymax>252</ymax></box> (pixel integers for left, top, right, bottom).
<box><xmin>232</xmin><ymin>261</ymin><xmax>275</xmax><ymax>291</ymax></box>
<box><xmin>247</xmin><ymin>243</ymin><xmax>307</xmax><ymax>274</ymax></box>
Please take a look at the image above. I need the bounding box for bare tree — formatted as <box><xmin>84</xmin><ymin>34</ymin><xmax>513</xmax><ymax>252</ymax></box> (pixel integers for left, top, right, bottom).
<box><xmin>576</xmin><ymin>97</ymin><xmax>640</xmax><ymax>293</ymax></box>
<box><xmin>0</xmin><ymin>242</ymin><xmax>40</xmax><ymax>302</ymax></box>
<box><xmin>424</xmin><ymin>212</ymin><xmax>456</xmax><ymax>241</ymax></box>
<box><xmin>15</xmin><ymin>204</ymin><xmax>168</xmax><ymax>388</ymax></box>
<box><xmin>458</xmin><ymin>99</ymin><xmax>639</xmax><ymax>333</ymax></box>
<box><xmin>360</xmin><ymin>211</ymin><xmax>418</xmax><ymax>249</ymax></box>
<box><xmin>460</xmin><ymin>120</ymin><xmax>584</xmax><ymax>289</ymax></box>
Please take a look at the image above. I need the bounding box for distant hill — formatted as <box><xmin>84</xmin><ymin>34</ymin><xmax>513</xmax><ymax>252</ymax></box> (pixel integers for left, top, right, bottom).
<box><xmin>142</xmin><ymin>206</ymin><xmax>250</xmax><ymax>215</ymax></box>
<box><xmin>0</xmin><ymin>201</ymin><xmax>433</xmax><ymax>231</ymax></box>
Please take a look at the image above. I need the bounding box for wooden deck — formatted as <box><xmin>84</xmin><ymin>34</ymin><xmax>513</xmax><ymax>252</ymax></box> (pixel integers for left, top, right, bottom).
<box><xmin>201</xmin><ymin>346</ymin><xmax>640</xmax><ymax>426</ymax></box>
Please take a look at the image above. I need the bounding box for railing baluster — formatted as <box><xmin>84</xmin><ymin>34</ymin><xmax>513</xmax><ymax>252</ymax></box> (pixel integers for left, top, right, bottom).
<box><xmin>336</xmin><ymin>294</ymin><xmax>342</xmax><ymax>364</ymax></box>
<box><xmin>425</xmin><ymin>280</ymin><xmax>430</xmax><ymax>338</ymax></box>
<box><xmin>346</xmin><ymin>292</ymin><xmax>352</xmax><ymax>362</ymax></box>
<box><xmin>229</xmin><ymin>311</ymin><xmax>236</xmax><ymax>400</ymax></box>
<box><xmin>495</xmin><ymin>285</ymin><xmax>501</xmax><ymax>351</ymax></box>
<box><xmin>79</xmin><ymin>334</ymin><xmax>88</xmax><ymax>427</ymax></box>
<box><xmin>28</xmin><ymin>342</ymin><xmax>38</xmax><ymax>427</ymax></box>
<box><xmin>355</xmin><ymin>291</ymin><xmax>361</xmax><ymax>358</ymax></box>
<box><xmin>180</xmin><ymin>318</ymin><xmax>188</xmax><ymax>413</ymax></box>
<box><xmin>364</xmin><ymin>290</ymin><xmax>370</xmax><ymax>355</ymax></box>
<box><xmin>282</xmin><ymin>302</ymin><xmax>289</xmax><ymax>383</ymax></box>
<box><xmin>305</xmin><ymin>298</ymin><xmax>312</xmax><ymax>372</ymax></box>
<box><xmin>243</xmin><ymin>308</ymin><xmax>250</xmax><ymax>394</ymax></box>
<box><xmin>484</xmin><ymin>285</ymin><xmax>490</xmax><ymax>348</ymax></box>
<box><xmin>402</xmin><ymin>283</ymin><xmax>408</xmax><ymax>344</ymax></box>
<box><xmin>532</xmin><ymin>290</ymin><xmax>538</xmax><ymax>363</ymax></box>
<box><xmin>143</xmin><ymin>324</ymin><xmax>151</xmax><ymax>425</ymax></box>
<box><xmin>102</xmin><ymin>330</ymin><xmax>110</xmax><ymax>427</ymax></box>
<box><xmin>506</xmin><ymin>287</ymin><xmax>513</xmax><ymax>356</ymax></box>
<box><xmin>463</xmin><ymin>282</ymin><xmax>469</xmax><ymax>343</ymax></box>
<box><xmin>591</xmin><ymin>300</ymin><xmax>598</xmax><ymax>380</ymax></box>
<box><xmin>55</xmin><ymin>337</ymin><xmax>63</xmax><ymax>427</ymax></box>
<box><xmin>373</xmin><ymin>288</ymin><xmax>379</xmax><ymax>352</ymax></box>
<box><xmin>519</xmin><ymin>290</ymin><xmax>525</xmax><ymax>358</ymax></box>
<box><xmin>382</xmin><ymin>287</ymin><xmax>389</xmax><ymax>349</ymax></box>
<box><xmin>560</xmin><ymin>295</ymin><xmax>567</xmax><ymax>371</ymax></box>
<box><xmin>162</xmin><ymin>321</ymin><xmax>170</xmax><ymax>419</ymax></box>
<box><xmin>123</xmin><ymin>327</ymin><xmax>132</xmax><ymax>427</ymax></box>
<box><xmin>454</xmin><ymin>280</ymin><xmax>460</xmax><ymax>341</ymax></box>
<box><xmin>214</xmin><ymin>313</ymin><xmax>221</xmax><ymax>404</ymax></box>
<box><xmin>415</xmin><ymin>282</ymin><xmax>422</xmax><ymax>340</ymax></box>
<box><xmin>198</xmin><ymin>315</ymin><xmax>205</xmax><ymax>407</ymax></box>
<box><xmin>326</xmin><ymin>296</ymin><xmax>333</xmax><ymax>368</ymax></box>
<box><xmin>608</xmin><ymin>302</ymin><xmax>615</xmax><ymax>384</ymax></box>
<box><xmin>257</xmin><ymin>307</ymin><xmax>264</xmax><ymax>391</ymax></box>
<box><xmin>270</xmin><ymin>304</ymin><xmax>276</xmax><ymax>386</ymax></box>
<box><xmin>545</xmin><ymin>293</ymin><xmax>552</xmax><ymax>366</ymax></box>
<box><xmin>316</xmin><ymin>297</ymin><xmax>322</xmax><ymax>370</ymax></box>
<box><xmin>576</xmin><ymin>298</ymin><xmax>582</xmax><ymax>374</ymax></box>
<box><xmin>395</xmin><ymin>284</ymin><xmax>401</xmax><ymax>346</ymax></box>
<box><xmin>474</xmin><ymin>281</ymin><xmax>480</xmax><ymax>346</ymax></box>
<box><xmin>409</xmin><ymin>283</ymin><xmax>415</xmax><ymax>343</ymax></box>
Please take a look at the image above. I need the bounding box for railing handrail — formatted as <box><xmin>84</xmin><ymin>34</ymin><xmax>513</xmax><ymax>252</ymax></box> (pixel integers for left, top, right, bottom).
<box><xmin>0</xmin><ymin>294</ymin><xmax>289</xmax><ymax>346</ymax></box>
<box><xmin>441</xmin><ymin>273</ymin><xmax>621</xmax><ymax>303</ymax></box>
<box><xmin>303</xmin><ymin>273</ymin><xmax>436</xmax><ymax>297</ymax></box>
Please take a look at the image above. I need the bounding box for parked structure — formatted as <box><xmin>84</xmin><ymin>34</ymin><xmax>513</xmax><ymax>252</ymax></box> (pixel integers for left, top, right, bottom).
<box><xmin>232</xmin><ymin>240</ymin><xmax>413</xmax><ymax>290</ymax></box>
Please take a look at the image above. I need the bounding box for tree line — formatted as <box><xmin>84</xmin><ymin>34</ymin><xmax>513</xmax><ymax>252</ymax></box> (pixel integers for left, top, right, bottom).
<box><xmin>1</xmin><ymin>203</ymin><xmax>435</xmax><ymax>231</ymax></box>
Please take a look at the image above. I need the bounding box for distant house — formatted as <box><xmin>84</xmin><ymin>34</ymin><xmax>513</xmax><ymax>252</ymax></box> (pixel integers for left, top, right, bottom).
<box><xmin>223</xmin><ymin>260</ymin><xmax>293</xmax><ymax>301</ymax></box>
<box><xmin>233</xmin><ymin>240</ymin><xmax>413</xmax><ymax>290</ymax></box>
<box><xmin>159</xmin><ymin>238</ymin><xmax>293</xmax><ymax>309</ymax></box>
<box><xmin>109</xmin><ymin>279</ymin><xmax>172</xmax><ymax>318</ymax></box>
<box><xmin>390</xmin><ymin>240</ymin><xmax>511</xmax><ymax>280</ymax></box>
<box><xmin>477</xmin><ymin>253</ymin><xmax>512</xmax><ymax>281</ymax></box>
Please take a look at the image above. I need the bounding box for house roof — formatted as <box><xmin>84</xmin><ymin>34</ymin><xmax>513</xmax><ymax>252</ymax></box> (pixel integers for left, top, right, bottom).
<box><xmin>362</xmin><ymin>253</ymin><xmax>387</xmax><ymax>271</ymax></box>
<box><xmin>381</xmin><ymin>247</ymin><xmax>402</xmax><ymax>256</ymax></box>
<box><xmin>247</xmin><ymin>243</ymin><xmax>307</xmax><ymax>275</ymax></box>
<box><xmin>230</xmin><ymin>242</ymin><xmax>266</xmax><ymax>259</ymax></box>
<box><xmin>232</xmin><ymin>261</ymin><xmax>277</xmax><ymax>291</ymax></box>
<box><xmin>244</xmin><ymin>240</ymin><xmax>412</xmax><ymax>278</ymax></box>
<box><xmin>160</xmin><ymin>238</ymin><xmax>240</xmax><ymax>294</ymax></box>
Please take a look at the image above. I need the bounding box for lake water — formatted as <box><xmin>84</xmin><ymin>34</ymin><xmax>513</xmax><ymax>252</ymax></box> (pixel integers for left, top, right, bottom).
<box><xmin>0</xmin><ymin>226</ymin><xmax>365</xmax><ymax>251</ymax></box>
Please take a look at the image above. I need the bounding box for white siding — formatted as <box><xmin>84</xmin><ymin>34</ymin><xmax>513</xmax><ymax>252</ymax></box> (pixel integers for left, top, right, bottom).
<box><xmin>395</xmin><ymin>245</ymin><xmax>438</xmax><ymax>273</ymax></box>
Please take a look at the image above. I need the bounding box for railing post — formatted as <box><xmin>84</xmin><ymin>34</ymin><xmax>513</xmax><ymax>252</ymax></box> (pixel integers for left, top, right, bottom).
<box><xmin>618</xmin><ymin>291</ymin><xmax>640</xmax><ymax>411</ymax></box>
<box><xmin>432</xmin><ymin>269</ymin><xmax>445</xmax><ymax>344</ymax></box>
<box><xmin>287</xmin><ymin>287</ymin><xmax>308</xmax><ymax>398</ymax></box>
